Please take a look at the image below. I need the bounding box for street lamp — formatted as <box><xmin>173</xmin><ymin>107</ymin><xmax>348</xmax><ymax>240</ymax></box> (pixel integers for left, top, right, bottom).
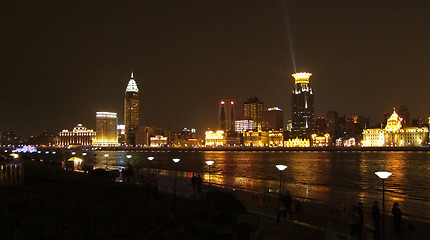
<box><xmin>72</xmin><ymin>151</ymin><xmax>76</xmax><ymax>155</ymax></box>
<box><xmin>82</xmin><ymin>152</ymin><xmax>87</xmax><ymax>156</ymax></box>
<box><xmin>172</xmin><ymin>158</ymin><xmax>180</xmax><ymax>195</ymax></box>
<box><xmin>147</xmin><ymin>156</ymin><xmax>154</xmax><ymax>161</ymax></box>
<box><xmin>206</xmin><ymin>161</ymin><xmax>214</xmax><ymax>189</ymax></box>
<box><xmin>104</xmin><ymin>154</ymin><xmax>109</xmax><ymax>168</ymax></box>
<box><xmin>276</xmin><ymin>165</ymin><xmax>287</xmax><ymax>224</ymax></box>
<box><xmin>126</xmin><ymin>154</ymin><xmax>132</xmax><ymax>160</ymax></box>
<box><xmin>375</xmin><ymin>171</ymin><xmax>392</xmax><ymax>240</ymax></box>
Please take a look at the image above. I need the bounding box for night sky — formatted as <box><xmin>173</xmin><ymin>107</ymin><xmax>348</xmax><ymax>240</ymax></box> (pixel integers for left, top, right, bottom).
<box><xmin>1</xmin><ymin>1</ymin><xmax>429</xmax><ymax>137</ymax></box>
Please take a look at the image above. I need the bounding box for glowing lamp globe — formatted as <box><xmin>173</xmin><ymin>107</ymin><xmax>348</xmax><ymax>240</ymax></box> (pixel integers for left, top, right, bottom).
<box><xmin>126</xmin><ymin>155</ymin><xmax>132</xmax><ymax>159</ymax></box>
<box><xmin>71</xmin><ymin>152</ymin><xmax>76</xmax><ymax>155</ymax></box>
<box><xmin>276</xmin><ymin>165</ymin><xmax>287</xmax><ymax>171</ymax></box>
<box><xmin>206</xmin><ymin>160</ymin><xmax>214</xmax><ymax>166</ymax></box>
<box><xmin>82</xmin><ymin>152</ymin><xmax>87</xmax><ymax>156</ymax></box>
<box><xmin>104</xmin><ymin>154</ymin><xmax>109</xmax><ymax>158</ymax></box>
<box><xmin>375</xmin><ymin>171</ymin><xmax>392</xmax><ymax>179</ymax></box>
<box><xmin>147</xmin><ymin>156</ymin><xmax>155</xmax><ymax>161</ymax></box>
<box><xmin>172</xmin><ymin>158</ymin><xmax>180</xmax><ymax>163</ymax></box>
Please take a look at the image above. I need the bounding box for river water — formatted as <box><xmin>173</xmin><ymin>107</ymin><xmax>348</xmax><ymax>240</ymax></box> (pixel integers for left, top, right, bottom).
<box><xmin>67</xmin><ymin>150</ymin><xmax>430</xmax><ymax>220</ymax></box>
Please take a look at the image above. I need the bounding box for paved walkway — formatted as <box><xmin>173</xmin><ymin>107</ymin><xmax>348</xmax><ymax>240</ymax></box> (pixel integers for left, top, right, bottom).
<box><xmin>143</xmin><ymin>171</ymin><xmax>429</xmax><ymax>240</ymax></box>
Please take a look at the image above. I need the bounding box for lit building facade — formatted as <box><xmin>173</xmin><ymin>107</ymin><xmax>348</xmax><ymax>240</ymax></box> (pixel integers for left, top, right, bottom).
<box><xmin>57</xmin><ymin>124</ymin><xmax>96</xmax><ymax>146</ymax></box>
<box><xmin>243</xmin><ymin>97</ymin><xmax>264</xmax><ymax>128</ymax></box>
<box><xmin>362</xmin><ymin>109</ymin><xmax>429</xmax><ymax>147</ymax></box>
<box><xmin>235</xmin><ymin>119</ymin><xmax>256</xmax><ymax>133</ymax></box>
<box><xmin>219</xmin><ymin>100</ymin><xmax>235</xmax><ymax>132</ymax></box>
<box><xmin>269</xmin><ymin>131</ymin><xmax>284</xmax><ymax>147</ymax></box>
<box><xmin>94</xmin><ymin>112</ymin><xmax>119</xmax><ymax>146</ymax></box>
<box><xmin>243</xmin><ymin>130</ymin><xmax>269</xmax><ymax>147</ymax></box>
<box><xmin>311</xmin><ymin>134</ymin><xmax>331</xmax><ymax>147</ymax></box>
<box><xmin>150</xmin><ymin>135</ymin><xmax>168</xmax><ymax>147</ymax></box>
<box><xmin>291</xmin><ymin>72</ymin><xmax>314</xmax><ymax>139</ymax></box>
<box><xmin>205</xmin><ymin>130</ymin><xmax>226</xmax><ymax>147</ymax></box>
<box><xmin>284</xmin><ymin>138</ymin><xmax>310</xmax><ymax>147</ymax></box>
<box><xmin>124</xmin><ymin>71</ymin><xmax>140</xmax><ymax>145</ymax></box>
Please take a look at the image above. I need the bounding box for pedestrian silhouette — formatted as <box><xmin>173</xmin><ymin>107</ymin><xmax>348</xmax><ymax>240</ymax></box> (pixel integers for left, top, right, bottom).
<box><xmin>191</xmin><ymin>173</ymin><xmax>197</xmax><ymax>191</ymax></box>
<box><xmin>280</xmin><ymin>191</ymin><xmax>293</xmax><ymax>219</ymax></box>
<box><xmin>392</xmin><ymin>202</ymin><xmax>403</xmax><ymax>234</ymax></box>
<box><xmin>196</xmin><ymin>174</ymin><xmax>203</xmax><ymax>194</ymax></box>
<box><xmin>350</xmin><ymin>203</ymin><xmax>363</xmax><ymax>240</ymax></box>
<box><xmin>372</xmin><ymin>201</ymin><xmax>381</xmax><ymax>239</ymax></box>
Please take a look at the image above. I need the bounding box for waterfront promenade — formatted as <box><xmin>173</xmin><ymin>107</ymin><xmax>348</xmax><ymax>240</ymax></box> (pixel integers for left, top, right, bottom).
<box><xmin>154</xmin><ymin>172</ymin><xmax>430</xmax><ymax>240</ymax></box>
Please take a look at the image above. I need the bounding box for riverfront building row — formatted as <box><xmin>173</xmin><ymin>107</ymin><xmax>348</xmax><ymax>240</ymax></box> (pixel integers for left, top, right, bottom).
<box><xmin>362</xmin><ymin>109</ymin><xmax>429</xmax><ymax>147</ymax></box>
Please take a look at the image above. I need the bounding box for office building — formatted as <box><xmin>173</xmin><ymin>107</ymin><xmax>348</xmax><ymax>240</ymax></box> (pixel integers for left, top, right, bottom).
<box><xmin>124</xmin><ymin>71</ymin><xmax>140</xmax><ymax>145</ymax></box>
<box><xmin>262</xmin><ymin>107</ymin><xmax>284</xmax><ymax>130</ymax></box>
<box><xmin>94</xmin><ymin>112</ymin><xmax>119</xmax><ymax>146</ymax></box>
<box><xmin>243</xmin><ymin>97</ymin><xmax>264</xmax><ymax>128</ymax></box>
<box><xmin>235</xmin><ymin>119</ymin><xmax>256</xmax><ymax>133</ymax></box>
<box><xmin>291</xmin><ymin>72</ymin><xmax>314</xmax><ymax>139</ymax></box>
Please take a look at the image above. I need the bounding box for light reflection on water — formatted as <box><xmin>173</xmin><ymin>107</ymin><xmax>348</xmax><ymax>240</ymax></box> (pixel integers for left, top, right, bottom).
<box><xmin>77</xmin><ymin>150</ymin><xmax>430</xmax><ymax>219</ymax></box>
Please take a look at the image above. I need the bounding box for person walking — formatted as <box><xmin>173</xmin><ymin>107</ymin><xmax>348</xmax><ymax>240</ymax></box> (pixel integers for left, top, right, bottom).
<box><xmin>284</xmin><ymin>191</ymin><xmax>293</xmax><ymax>219</ymax></box>
<box><xmin>372</xmin><ymin>201</ymin><xmax>380</xmax><ymax>239</ymax></box>
<box><xmin>196</xmin><ymin>174</ymin><xmax>203</xmax><ymax>194</ymax></box>
<box><xmin>392</xmin><ymin>202</ymin><xmax>403</xmax><ymax>234</ymax></box>
<box><xmin>350</xmin><ymin>203</ymin><xmax>363</xmax><ymax>240</ymax></box>
<box><xmin>191</xmin><ymin>173</ymin><xmax>197</xmax><ymax>191</ymax></box>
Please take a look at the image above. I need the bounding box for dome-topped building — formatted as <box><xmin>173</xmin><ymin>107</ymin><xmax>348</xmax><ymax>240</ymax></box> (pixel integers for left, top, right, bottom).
<box><xmin>362</xmin><ymin>108</ymin><xmax>428</xmax><ymax>147</ymax></box>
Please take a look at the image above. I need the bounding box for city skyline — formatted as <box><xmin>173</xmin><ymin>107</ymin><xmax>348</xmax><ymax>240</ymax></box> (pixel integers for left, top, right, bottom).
<box><xmin>1</xmin><ymin>1</ymin><xmax>429</xmax><ymax>137</ymax></box>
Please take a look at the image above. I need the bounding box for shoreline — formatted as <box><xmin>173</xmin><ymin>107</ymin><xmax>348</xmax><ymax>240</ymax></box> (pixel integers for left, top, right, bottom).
<box><xmin>7</xmin><ymin>146</ymin><xmax>430</xmax><ymax>152</ymax></box>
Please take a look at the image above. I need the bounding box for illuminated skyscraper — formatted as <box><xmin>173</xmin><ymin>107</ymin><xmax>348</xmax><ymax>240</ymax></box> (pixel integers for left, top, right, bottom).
<box><xmin>219</xmin><ymin>100</ymin><xmax>235</xmax><ymax>132</ymax></box>
<box><xmin>124</xmin><ymin>71</ymin><xmax>140</xmax><ymax>145</ymax></box>
<box><xmin>94</xmin><ymin>112</ymin><xmax>119</xmax><ymax>146</ymax></box>
<box><xmin>243</xmin><ymin>97</ymin><xmax>264</xmax><ymax>128</ymax></box>
<box><xmin>291</xmin><ymin>72</ymin><xmax>314</xmax><ymax>138</ymax></box>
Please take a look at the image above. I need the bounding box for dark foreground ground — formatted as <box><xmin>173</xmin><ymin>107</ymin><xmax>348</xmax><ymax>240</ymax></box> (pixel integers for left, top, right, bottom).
<box><xmin>2</xmin><ymin>158</ymin><xmax>429</xmax><ymax>240</ymax></box>
<box><xmin>1</xmin><ymin>159</ymin><xmax>252</xmax><ymax>240</ymax></box>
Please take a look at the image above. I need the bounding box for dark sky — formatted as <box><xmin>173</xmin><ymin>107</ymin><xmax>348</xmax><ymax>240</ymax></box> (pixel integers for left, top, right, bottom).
<box><xmin>1</xmin><ymin>0</ymin><xmax>429</xmax><ymax>137</ymax></box>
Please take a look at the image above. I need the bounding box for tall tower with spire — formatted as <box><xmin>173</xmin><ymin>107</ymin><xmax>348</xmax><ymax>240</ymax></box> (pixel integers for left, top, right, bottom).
<box><xmin>291</xmin><ymin>72</ymin><xmax>314</xmax><ymax>138</ymax></box>
<box><xmin>124</xmin><ymin>71</ymin><xmax>140</xmax><ymax>145</ymax></box>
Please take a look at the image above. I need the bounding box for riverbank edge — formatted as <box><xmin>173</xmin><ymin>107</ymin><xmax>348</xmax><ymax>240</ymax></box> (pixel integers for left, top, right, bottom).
<box><xmin>11</xmin><ymin>146</ymin><xmax>430</xmax><ymax>152</ymax></box>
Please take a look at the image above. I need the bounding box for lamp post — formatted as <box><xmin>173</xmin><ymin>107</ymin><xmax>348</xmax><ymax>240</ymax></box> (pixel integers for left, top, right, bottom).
<box><xmin>375</xmin><ymin>171</ymin><xmax>392</xmax><ymax>240</ymax></box>
<box><xmin>147</xmin><ymin>156</ymin><xmax>155</xmax><ymax>173</ymax></box>
<box><xmin>205</xmin><ymin>161</ymin><xmax>214</xmax><ymax>189</ymax></box>
<box><xmin>104</xmin><ymin>154</ymin><xmax>109</xmax><ymax>168</ymax></box>
<box><xmin>276</xmin><ymin>164</ymin><xmax>287</xmax><ymax>224</ymax></box>
<box><xmin>172</xmin><ymin>158</ymin><xmax>180</xmax><ymax>195</ymax></box>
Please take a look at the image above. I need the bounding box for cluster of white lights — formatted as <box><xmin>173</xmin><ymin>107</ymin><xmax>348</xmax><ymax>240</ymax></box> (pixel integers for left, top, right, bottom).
<box><xmin>96</xmin><ymin>112</ymin><xmax>117</xmax><ymax>118</ymax></box>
